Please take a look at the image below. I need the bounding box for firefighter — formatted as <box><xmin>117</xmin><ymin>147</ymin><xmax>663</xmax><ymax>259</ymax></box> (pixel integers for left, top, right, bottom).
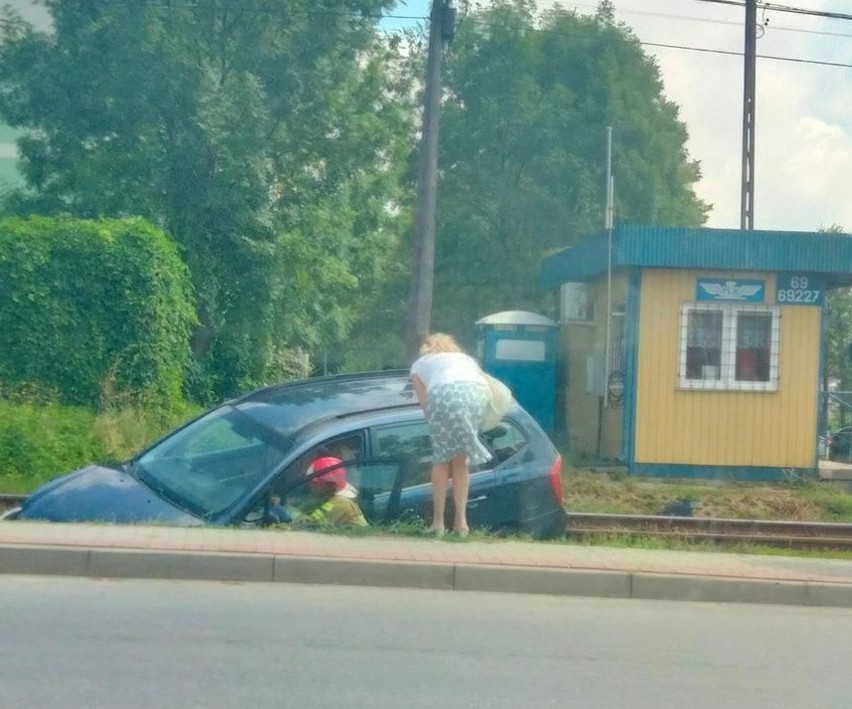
<box><xmin>300</xmin><ymin>456</ymin><xmax>367</xmax><ymax>527</ymax></box>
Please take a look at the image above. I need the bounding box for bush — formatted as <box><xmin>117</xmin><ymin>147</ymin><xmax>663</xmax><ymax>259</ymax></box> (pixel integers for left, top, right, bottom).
<box><xmin>0</xmin><ymin>216</ymin><xmax>195</xmax><ymax>409</ymax></box>
<box><xmin>0</xmin><ymin>398</ymin><xmax>201</xmax><ymax>492</ymax></box>
<box><xmin>0</xmin><ymin>400</ymin><xmax>105</xmax><ymax>486</ymax></box>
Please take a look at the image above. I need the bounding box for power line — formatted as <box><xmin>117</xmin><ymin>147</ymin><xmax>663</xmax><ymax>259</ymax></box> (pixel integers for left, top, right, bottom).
<box><xmin>642</xmin><ymin>39</ymin><xmax>852</xmax><ymax>67</ymax></box>
<box><xmin>580</xmin><ymin>3</ymin><xmax>852</xmax><ymax>39</ymax></box>
<box><xmin>451</xmin><ymin>14</ymin><xmax>852</xmax><ymax>69</ymax></box>
<box><xmin>689</xmin><ymin>0</ymin><xmax>852</xmax><ymax>21</ymax></box>
<box><xmin>379</xmin><ymin>28</ymin><xmax>852</xmax><ymax>70</ymax></box>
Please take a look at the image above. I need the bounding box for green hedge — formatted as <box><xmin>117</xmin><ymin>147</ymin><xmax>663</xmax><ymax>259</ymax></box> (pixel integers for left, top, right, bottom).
<box><xmin>0</xmin><ymin>217</ymin><xmax>195</xmax><ymax>407</ymax></box>
<box><xmin>0</xmin><ymin>401</ymin><xmax>106</xmax><ymax>488</ymax></box>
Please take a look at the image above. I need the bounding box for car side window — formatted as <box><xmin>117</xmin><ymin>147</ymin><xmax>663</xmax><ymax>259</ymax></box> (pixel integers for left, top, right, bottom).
<box><xmin>479</xmin><ymin>420</ymin><xmax>528</xmax><ymax>465</ymax></box>
<box><xmin>371</xmin><ymin>422</ymin><xmax>433</xmax><ymax>487</ymax></box>
<box><xmin>270</xmin><ymin>433</ymin><xmax>364</xmax><ymax>494</ymax></box>
<box><xmin>368</xmin><ymin>419</ymin><xmax>529</xmax><ymax>483</ymax></box>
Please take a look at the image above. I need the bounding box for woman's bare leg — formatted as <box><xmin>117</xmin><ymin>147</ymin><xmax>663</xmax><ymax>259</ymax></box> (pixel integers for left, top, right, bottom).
<box><xmin>450</xmin><ymin>454</ymin><xmax>470</xmax><ymax>535</ymax></box>
<box><xmin>430</xmin><ymin>462</ymin><xmax>450</xmax><ymax>533</ymax></box>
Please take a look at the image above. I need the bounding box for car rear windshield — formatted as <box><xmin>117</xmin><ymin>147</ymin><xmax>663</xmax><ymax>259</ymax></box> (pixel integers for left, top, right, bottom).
<box><xmin>133</xmin><ymin>406</ymin><xmax>293</xmax><ymax>519</ymax></box>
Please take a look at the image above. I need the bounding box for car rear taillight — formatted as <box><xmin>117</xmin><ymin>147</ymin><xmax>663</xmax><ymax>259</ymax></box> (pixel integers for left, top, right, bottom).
<box><xmin>548</xmin><ymin>455</ymin><xmax>563</xmax><ymax>504</ymax></box>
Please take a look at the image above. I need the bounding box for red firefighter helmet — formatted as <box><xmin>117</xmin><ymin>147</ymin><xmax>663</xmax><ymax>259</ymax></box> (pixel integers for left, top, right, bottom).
<box><xmin>306</xmin><ymin>456</ymin><xmax>347</xmax><ymax>495</ymax></box>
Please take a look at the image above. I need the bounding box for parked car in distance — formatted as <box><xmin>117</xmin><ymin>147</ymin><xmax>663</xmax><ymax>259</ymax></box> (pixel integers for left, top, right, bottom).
<box><xmin>829</xmin><ymin>426</ymin><xmax>852</xmax><ymax>461</ymax></box>
<box><xmin>3</xmin><ymin>371</ymin><xmax>567</xmax><ymax>539</ymax></box>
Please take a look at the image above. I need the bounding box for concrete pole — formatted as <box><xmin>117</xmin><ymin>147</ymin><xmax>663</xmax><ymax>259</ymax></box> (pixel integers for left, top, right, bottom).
<box><xmin>740</xmin><ymin>0</ymin><xmax>757</xmax><ymax>230</ymax></box>
<box><xmin>406</xmin><ymin>1</ymin><xmax>450</xmax><ymax>359</ymax></box>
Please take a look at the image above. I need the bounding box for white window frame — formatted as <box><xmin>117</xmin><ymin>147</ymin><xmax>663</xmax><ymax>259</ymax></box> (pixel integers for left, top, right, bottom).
<box><xmin>678</xmin><ymin>302</ymin><xmax>780</xmax><ymax>392</ymax></box>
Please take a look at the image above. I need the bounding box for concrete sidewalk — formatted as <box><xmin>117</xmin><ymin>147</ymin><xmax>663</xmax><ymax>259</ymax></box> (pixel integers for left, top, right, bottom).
<box><xmin>3</xmin><ymin>521</ymin><xmax>852</xmax><ymax>608</ymax></box>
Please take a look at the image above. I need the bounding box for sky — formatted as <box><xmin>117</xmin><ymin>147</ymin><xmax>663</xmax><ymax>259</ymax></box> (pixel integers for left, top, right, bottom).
<box><xmin>2</xmin><ymin>0</ymin><xmax>849</xmax><ymax>233</ymax></box>
<box><xmin>386</xmin><ymin>0</ymin><xmax>852</xmax><ymax>232</ymax></box>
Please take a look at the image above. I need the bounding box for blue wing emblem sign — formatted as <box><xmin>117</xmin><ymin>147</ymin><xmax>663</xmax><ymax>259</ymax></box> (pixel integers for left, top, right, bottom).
<box><xmin>696</xmin><ymin>278</ymin><xmax>765</xmax><ymax>302</ymax></box>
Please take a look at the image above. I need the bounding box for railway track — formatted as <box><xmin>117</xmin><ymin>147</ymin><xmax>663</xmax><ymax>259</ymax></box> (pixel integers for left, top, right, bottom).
<box><xmin>566</xmin><ymin>512</ymin><xmax>852</xmax><ymax>550</ymax></box>
<box><xmin>3</xmin><ymin>494</ymin><xmax>852</xmax><ymax>550</ymax></box>
<box><xmin>0</xmin><ymin>494</ymin><xmax>24</xmax><ymax>513</ymax></box>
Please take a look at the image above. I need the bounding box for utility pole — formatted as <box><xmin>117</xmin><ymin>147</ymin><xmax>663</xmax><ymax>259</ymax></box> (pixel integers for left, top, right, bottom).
<box><xmin>406</xmin><ymin>0</ymin><xmax>456</xmax><ymax>359</ymax></box>
<box><xmin>740</xmin><ymin>0</ymin><xmax>757</xmax><ymax>230</ymax></box>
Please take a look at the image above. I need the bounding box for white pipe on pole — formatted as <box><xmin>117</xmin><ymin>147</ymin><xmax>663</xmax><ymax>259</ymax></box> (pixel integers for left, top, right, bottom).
<box><xmin>604</xmin><ymin>128</ymin><xmax>614</xmax><ymax>408</ymax></box>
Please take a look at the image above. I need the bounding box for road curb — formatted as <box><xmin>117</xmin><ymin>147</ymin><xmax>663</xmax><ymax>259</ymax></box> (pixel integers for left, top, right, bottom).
<box><xmin>454</xmin><ymin>564</ymin><xmax>632</xmax><ymax>598</ymax></box>
<box><xmin>3</xmin><ymin>544</ymin><xmax>852</xmax><ymax>607</ymax></box>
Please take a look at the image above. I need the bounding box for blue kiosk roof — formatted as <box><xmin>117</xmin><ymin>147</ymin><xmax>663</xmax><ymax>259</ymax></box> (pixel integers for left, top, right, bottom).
<box><xmin>540</xmin><ymin>224</ymin><xmax>852</xmax><ymax>289</ymax></box>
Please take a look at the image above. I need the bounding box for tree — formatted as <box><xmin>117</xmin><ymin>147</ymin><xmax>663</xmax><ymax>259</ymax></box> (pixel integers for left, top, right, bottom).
<box><xmin>820</xmin><ymin>226</ymin><xmax>852</xmax><ymax>429</ymax></box>
<box><xmin>0</xmin><ymin>0</ymin><xmax>415</xmax><ymax>400</ymax></box>
<box><xmin>431</xmin><ymin>0</ymin><xmax>708</xmax><ymax>339</ymax></box>
<box><xmin>824</xmin><ymin>286</ymin><xmax>852</xmax><ymax>386</ymax></box>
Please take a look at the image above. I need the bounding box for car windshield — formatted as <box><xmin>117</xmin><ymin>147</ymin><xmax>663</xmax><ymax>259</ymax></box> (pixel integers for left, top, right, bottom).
<box><xmin>133</xmin><ymin>406</ymin><xmax>294</xmax><ymax>520</ymax></box>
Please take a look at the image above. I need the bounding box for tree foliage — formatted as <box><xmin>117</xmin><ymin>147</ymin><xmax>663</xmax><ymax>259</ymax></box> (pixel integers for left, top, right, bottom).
<box><xmin>0</xmin><ymin>216</ymin><xmax>195</xmax><ymax>408</ymax></box>
<box><xmin>0</xmin><ymin>0</ymin><xmax>416</xmax><ymax>400</ymax></box>
<box><xmin>824</xmin><ymin>288</ymin><xmax>852</xmax><ymax>387</ymax></box>
<box><xmin>432</xmin><ymin>0</ymin><xmax>708</xmax><ymax>338</ymax></box>
<box><xmin>820</xmin><ymin>226</ymin><xmax>852</xmax><ymax>392</ymax></box>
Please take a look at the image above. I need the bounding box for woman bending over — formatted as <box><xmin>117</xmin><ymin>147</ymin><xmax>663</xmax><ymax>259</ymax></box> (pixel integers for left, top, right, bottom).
<box><xmin>410</xmin><ymin>333</ymin><xmax>491</xmax><ymax>536</ymax></box>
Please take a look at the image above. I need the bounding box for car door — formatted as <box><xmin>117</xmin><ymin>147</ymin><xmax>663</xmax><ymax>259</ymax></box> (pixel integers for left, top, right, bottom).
<box><xmin>368</xmin><ymin>420</ymin><xmax>497</xmax><ymax>528</ymax></box>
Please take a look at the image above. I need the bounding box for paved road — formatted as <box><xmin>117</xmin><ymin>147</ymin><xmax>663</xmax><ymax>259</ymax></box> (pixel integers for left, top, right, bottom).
<box><xmin>2</xmin><ymin>577</ymin><xmax>851</xmax><ymax>708</ymax></box>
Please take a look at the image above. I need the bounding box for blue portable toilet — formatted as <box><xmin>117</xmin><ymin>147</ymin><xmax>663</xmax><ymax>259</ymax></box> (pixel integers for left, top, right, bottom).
<box><xmin>475</xmin><ymin>311</ymin><xmax>558</xmax><ymax>431</ymax></box>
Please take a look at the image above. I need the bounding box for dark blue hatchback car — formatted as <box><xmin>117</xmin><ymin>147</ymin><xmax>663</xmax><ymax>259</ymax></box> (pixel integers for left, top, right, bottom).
<box><xmin>7</xmin><ymin>371</ymin><xmax>567</xmax><ymax>539</ymax></box>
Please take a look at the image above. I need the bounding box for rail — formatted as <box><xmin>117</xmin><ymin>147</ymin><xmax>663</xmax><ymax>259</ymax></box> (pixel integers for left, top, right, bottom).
<box><xmin>0</xmin><ymin>494</ymin><xmax>24</xmax><ymax>511</ymax></box>
<box><xmin>567</xmin><ymin>512</ymin><xmax>852</xmax><ymax>550</ymax></box>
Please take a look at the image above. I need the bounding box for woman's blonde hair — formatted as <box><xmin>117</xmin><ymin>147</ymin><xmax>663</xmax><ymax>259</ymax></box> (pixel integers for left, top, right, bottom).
<box><xmin>419</xmin><ymin>332</ymin><xmax>464</xmax><ymax>355</ymax></box>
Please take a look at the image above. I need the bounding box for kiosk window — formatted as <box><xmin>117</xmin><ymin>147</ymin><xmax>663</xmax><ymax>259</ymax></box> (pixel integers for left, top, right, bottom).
<box><xmin>679</xmin><ymin>303</ymin><xmax>779</xmax><ymax>391</ymax></box>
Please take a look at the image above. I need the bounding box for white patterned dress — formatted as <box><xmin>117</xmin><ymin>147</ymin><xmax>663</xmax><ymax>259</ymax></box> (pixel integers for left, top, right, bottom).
<box><xmin>411</xmin><ymin>352</ymin><xmax>492</xmax><ymax>465</ymax></box>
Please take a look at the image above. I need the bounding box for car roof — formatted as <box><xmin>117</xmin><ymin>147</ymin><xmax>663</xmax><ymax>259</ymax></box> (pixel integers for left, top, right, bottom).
<box><xmin>232</xmin><ymin>370</ymin><xmax>419</xmax><ymax>436</ymax></box>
